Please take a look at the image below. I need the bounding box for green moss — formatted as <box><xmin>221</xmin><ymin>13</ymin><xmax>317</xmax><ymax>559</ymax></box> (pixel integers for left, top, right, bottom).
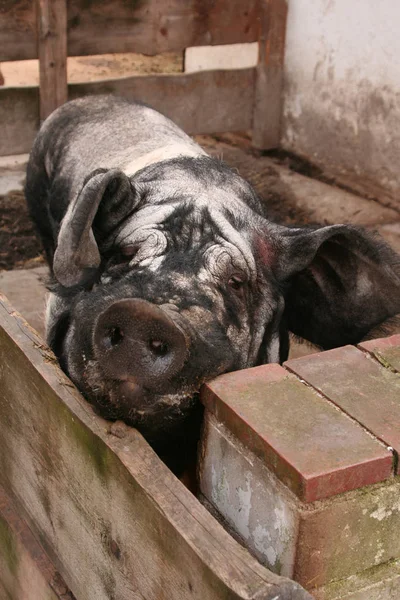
<box><xmin>68</xmin><ymin>417</ymin><xmax>110</xmax><ymax>480</ymax></box>
<box><xmin>33</xmin><ymin>374</ymin><xmax>112</xmax><ymax>481</ymax></box>
<box><xmin>317</xmin><ymin>558</ymin><xmax>400</xmax><ymax>598</ymax></box>
<box><xmin>273</xmin><ymin>557</ymin><xmax>283</xmax><ymax>576</ymax></box>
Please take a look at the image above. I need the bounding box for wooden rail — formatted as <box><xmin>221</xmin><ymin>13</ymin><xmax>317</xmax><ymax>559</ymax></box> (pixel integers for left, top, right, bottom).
<box><xmin>1</xmin><ymin>0</ymin><xmax>261</xmax><ymax>62</ymax></box>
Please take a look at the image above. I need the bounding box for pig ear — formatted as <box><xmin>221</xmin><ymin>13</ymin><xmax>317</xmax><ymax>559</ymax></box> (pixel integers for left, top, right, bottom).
<box><xmin>268</xmin><ymin>224</ymin><xmax>400</xmax><ymax>348</ymax></box>
<box><xmin>53</xmin><ymin>169</ymin><xmax>137</xmax><ymax>287</ymax></box>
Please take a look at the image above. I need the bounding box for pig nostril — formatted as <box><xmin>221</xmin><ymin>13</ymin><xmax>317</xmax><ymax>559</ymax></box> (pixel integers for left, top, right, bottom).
<box><xmin>94</xmin><ymin>299</ymin><xmax>188</xmax><ymax>384</ymax></box>
<box><xmin>105</xmin><ymin>326</ymin><xmax>124</xmax><ymax>349</ymax></box>
<box><xmin>149</xmin><ymin>339</ymin><xmax>169</xmax><ymax>357</ymax></box>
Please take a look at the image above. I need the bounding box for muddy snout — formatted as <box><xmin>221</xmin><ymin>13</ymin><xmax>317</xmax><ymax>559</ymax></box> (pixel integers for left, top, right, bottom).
<box><xmin>93</xmin><ymin>299</ymin><xmax>188</xmax><ymax>392</ymax></box>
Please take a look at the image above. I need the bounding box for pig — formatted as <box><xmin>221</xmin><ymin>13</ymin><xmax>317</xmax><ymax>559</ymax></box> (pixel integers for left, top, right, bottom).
<box><xmin>25</xmin><ymin>95</ymin><xmax>400</xmax><ymax>465</ymax></box>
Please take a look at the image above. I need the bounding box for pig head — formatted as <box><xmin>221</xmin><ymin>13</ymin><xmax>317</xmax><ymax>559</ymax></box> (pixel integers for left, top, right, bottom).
<box><xmin>26</xmin><ymin>96</ymin><xmax>400</xmax><ymax>454</ymax></box>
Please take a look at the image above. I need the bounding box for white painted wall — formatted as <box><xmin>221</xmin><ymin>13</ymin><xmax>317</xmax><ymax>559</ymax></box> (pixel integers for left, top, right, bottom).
<box><xmin>282</xmin><ymin>0</ymin><xmax>400</xmax><ymax>204</ymax></box>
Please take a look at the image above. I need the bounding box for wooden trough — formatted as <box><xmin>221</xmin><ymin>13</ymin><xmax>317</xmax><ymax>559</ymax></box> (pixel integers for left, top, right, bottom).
<box><xmin>0</xmin><ymin>293</ymin><xmax>312</xmax><ymax>599</ymax></box>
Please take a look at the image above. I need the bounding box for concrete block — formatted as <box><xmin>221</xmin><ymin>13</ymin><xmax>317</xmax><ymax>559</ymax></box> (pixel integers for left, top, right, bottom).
<box><xmin>285</xmin><ymin>346</ymin><xmax>400</xmax><ymax>472</ymax></box>
<box><xmin>199</xmin><ymin>413</ymin><xmax>301</xmax><ymax>578</ymax></box>
<box><xmin>201</xmin><ymin>365</ymin><xmax>393</xmax><ymax>502</ymax></box>
<box><xmin>199</xmin><ymin>410</ymin><xmax>400</xmax><ymax>590</ymax></box>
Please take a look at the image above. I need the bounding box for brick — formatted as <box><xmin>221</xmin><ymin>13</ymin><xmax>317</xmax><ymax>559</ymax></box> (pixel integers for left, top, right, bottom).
<box><xmin>199</xmin><ymin>410</ymin><xmax>400</xmax><ymax>589</ymax></box>
<box><xmin>285</xmin><ymin>346</ymin><xmax>400</xmax><ymax>473</ymax></box>
<box><xmin>294</xmin><ymin>479</ymin><xmax>400</xmax><ymax>589</ymax></box>
<box><xmin>359</xmin><ymin>334</ymin><xmax>400</xmax><ymax>373</ymax></box>
<box><xmin>312</xmin><ymin>557</ymin><xmax>400</xmax><ymax>599</ymax></box>
<box><xmin>201</xmin><ymin>364</ymin><xmax>392</xmax><ymax>502</ymax></box>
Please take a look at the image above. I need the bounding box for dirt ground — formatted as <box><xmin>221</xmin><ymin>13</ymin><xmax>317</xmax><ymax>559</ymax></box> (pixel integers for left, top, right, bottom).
<box><xmin>0</xmin><ymin>190</ymin><xmax>44</xmax><ymax>270</ymax></box>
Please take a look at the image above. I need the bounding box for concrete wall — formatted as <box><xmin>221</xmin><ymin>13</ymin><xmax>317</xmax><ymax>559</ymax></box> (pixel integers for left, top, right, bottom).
<box><xmin>283</xmin><ymin>0</ymin><xmax>400</xmax><ymax>205</ymax></box>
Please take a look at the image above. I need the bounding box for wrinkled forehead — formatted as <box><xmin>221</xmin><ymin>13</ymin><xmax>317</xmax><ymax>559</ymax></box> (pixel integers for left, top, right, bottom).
<box><xmin>114</xmin><ymin>194</ymin><xmax>257</xmax><ymax>279</ymax></box>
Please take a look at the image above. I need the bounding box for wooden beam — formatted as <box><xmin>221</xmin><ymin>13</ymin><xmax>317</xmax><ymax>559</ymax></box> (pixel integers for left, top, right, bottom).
<box><xmin>0</xmin><ymin>86</ymin><xmax>39</xmax><ymax>156</ymax></box>
<box><xmin>0</xmin><ymin>69</ymin><xmax>255</xmax><ymax>156</ymax></box>
<box><xmin>1</xmin><ymin>0</ymin><xmax>260</xmax><ymax>62</ymax></box>
<box><xmin>68</xmin><ymin>69</ymin><xmax>256</xmax><ymax>136</ymax></box>
<box><xmin>37</xmin><ymin>0</ymin><xmax>68</xmax><ymax>121</ymax></box>
<box><xmin>252</xmin><ymin>0</ymin><xmax>288</xmax><ymax>149</ymax></box>
<box><xmin>0</xmin><ymin>294</ymin><xmax>310</xmax><ymax>600</ymax></box>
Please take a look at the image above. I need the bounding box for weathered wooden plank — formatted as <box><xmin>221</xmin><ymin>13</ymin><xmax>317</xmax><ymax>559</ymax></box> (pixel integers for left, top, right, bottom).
<box><xmin>0</xmin><ymin>294</ymin><xmax>311</xmax><ymax>600</ymax></box>
<box><xmin>37</xmin><ymin>0</ymin><xmax>68</xmax><ymax>121</ymax></box>
<box><xmin>0</xmin><ymin>0</ymin><xmax>36</xmax><ymax>62</ymax></box>
<box><xmin>0</xmin><ymin>69</ymin><xmax>255</xmax><ymax>156</ymax></box>
<box><xmin>252</xmin><ymin>0</ymin><xmax>288</xmax><ymax>149</ymax></box>
<box><xmin>0</xmin><ymin>0</ymin><xmax>260</xmax><ymax>62</ymax></box>
<box><xmin>69</xmin><ymin>68</ymin><xmax>255</xmax><ymax>134</ymax></box>
<box><xmin>0</xmin><ymin>487</ymin><xmax>73</xmax><ymax>600</ymax></box>
<box><xmin>0</xmin><ymin>86</ymin><xmax>39</xmax><ymax>156</ymax></box>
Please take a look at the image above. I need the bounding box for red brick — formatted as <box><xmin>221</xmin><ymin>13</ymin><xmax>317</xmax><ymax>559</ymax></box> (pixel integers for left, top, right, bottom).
<box><xmin>359</xmin><ymin>334</ymin><xmax>400</xmax><ymax>372</ymax></box>
<box><xmin>285</xmin><ymin>345</ymin><xmax>400</xmax><ymax>472</ymax></box>
<box><xmin>201</xmin><ymin>364</ymin><xmax>392</xmax><ymax>502</ymax></box>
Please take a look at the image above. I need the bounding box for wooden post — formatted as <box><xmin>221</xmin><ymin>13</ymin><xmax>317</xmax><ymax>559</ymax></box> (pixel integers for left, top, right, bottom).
<box><xmin>252</xmin><ymin>0</ymin><xmax>288</xmax><ymax>149</ymax></box>
<box><xmin>37</xmin><ymin>0</ymin><xmax>68</xmax><ymax>122</ymax></box>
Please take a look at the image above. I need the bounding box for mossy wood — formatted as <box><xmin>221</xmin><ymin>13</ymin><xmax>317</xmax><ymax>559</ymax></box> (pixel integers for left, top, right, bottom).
<box><xmin>1</xmin><ymin>0</ymin><xmax>260</xmax><ymax>62</ymax></box>
<box><xmin>0</xmin><ymin>294</ymin><xmax>311</xmax><ymax>600</ymax></box>
<box><xmin>0</xmin><ymin>68</ymin><xmax>255</xmax><ymax>155</ymax></box>
<box><xmin>0</xmin><ymin>486</ymin><xmax>71</xmax><ymax>600</ymax></box>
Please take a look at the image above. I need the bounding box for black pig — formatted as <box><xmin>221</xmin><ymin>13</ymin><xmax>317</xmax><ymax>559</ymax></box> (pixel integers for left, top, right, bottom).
<box><xmin>26</xmin><ymin>95</ymin><xmax>400</xmax><ymax>457</ymax></box>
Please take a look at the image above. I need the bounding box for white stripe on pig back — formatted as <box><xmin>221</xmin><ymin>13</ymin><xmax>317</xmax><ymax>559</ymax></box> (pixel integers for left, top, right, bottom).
<box><xmin>121</xmin><ymin>143</ymin><xmax>207</xmax><ymax>177</ymax></box>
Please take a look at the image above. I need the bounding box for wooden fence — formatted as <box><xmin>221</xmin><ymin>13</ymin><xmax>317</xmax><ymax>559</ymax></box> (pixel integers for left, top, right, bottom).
<box><xmin>0</xmin><ymin>0</ymin><xmax>288</xmax><ymax>155</ymax></box>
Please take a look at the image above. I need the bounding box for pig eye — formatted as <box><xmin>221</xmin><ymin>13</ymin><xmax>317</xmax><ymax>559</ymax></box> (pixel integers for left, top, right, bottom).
<box><xmin>106</xmin><ymin>245</ymin><xmax>138</xmax><ymax>271</ymax></box>
<box><xmin>228</xmin><ymin>275</ymin><xmax>246</xmax><ymax>295</ymax></box>
<box><xmin>121</xmin><ymin>245</ymin><xmax>139</xmax><ymax>258</ymax></box>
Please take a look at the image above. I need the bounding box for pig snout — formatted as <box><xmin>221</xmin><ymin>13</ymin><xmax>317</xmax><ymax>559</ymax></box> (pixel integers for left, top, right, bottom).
<box><xmin>93</xmin><ymin>299</ymin><xmax>188</xmax><ymax>394</ymax></box>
